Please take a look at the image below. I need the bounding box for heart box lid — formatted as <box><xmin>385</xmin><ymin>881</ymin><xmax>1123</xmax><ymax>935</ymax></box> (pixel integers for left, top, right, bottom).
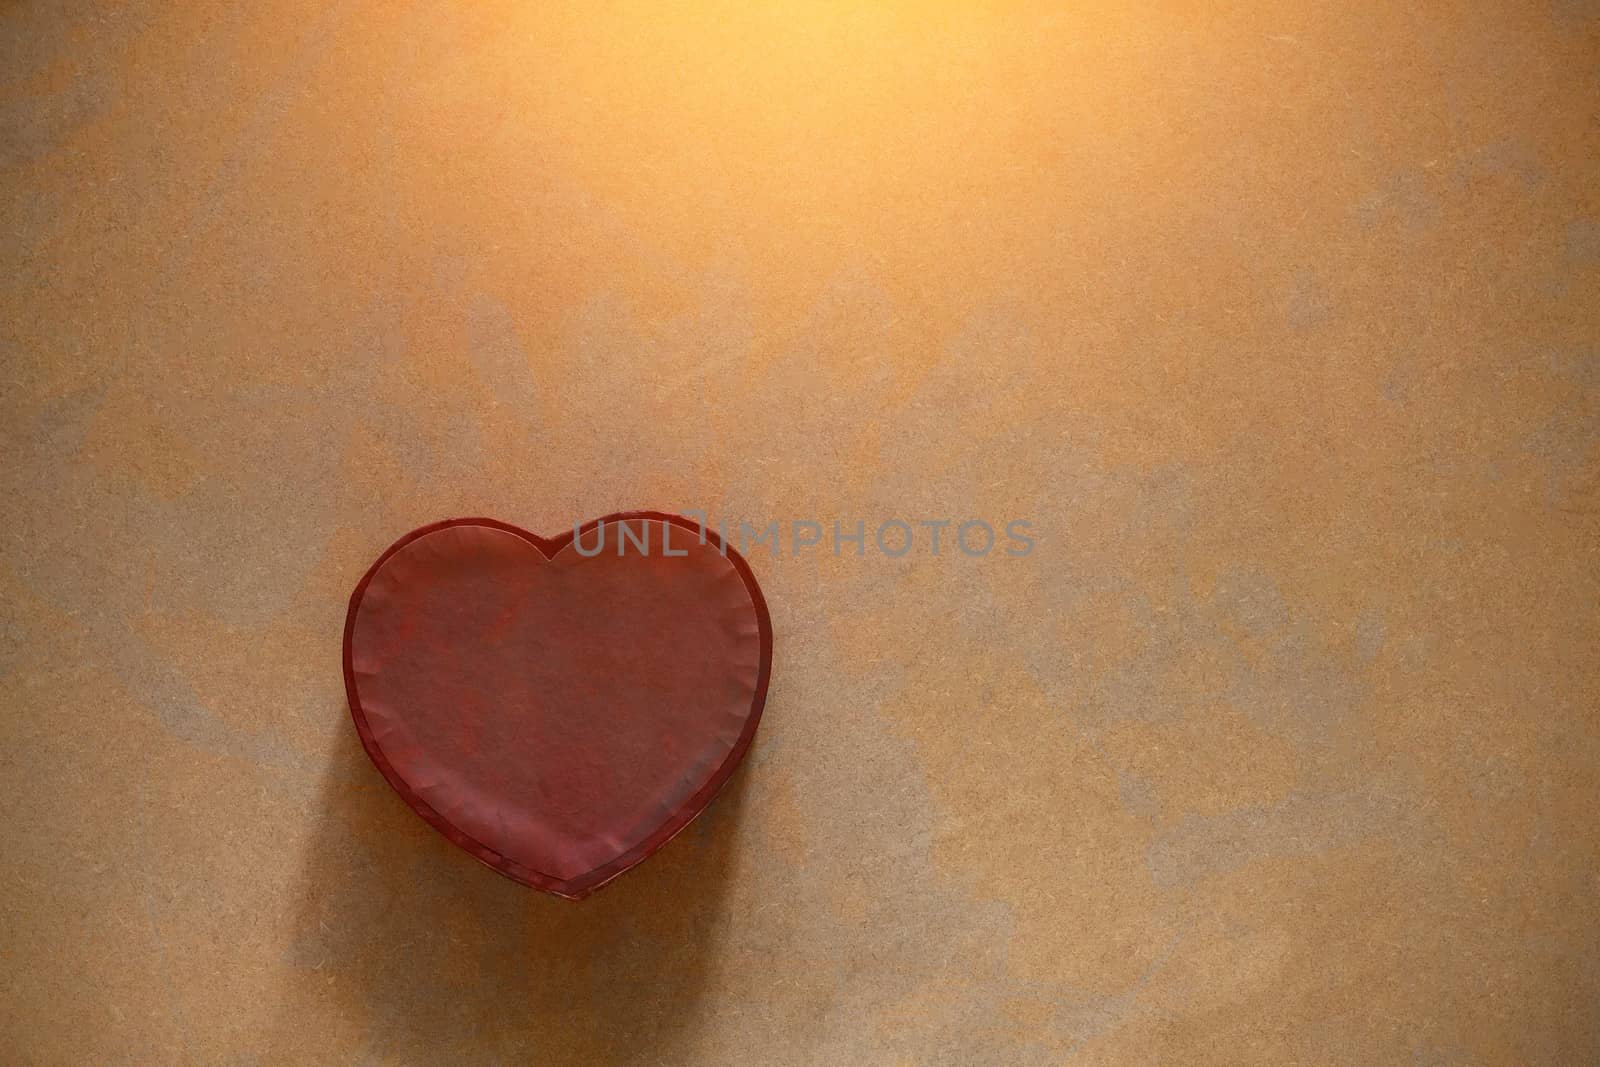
<box><xmin>342</xmin><ymin>512</ymin><xmax>773</xmax><ymax>899</ymax></box>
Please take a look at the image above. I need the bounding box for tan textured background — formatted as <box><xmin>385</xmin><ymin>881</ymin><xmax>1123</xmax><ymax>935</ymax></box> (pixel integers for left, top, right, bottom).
<box><xmin>4</xmin><ymin>2</ymin><xmax>1599</xmax><ymax>1064</ymax></box>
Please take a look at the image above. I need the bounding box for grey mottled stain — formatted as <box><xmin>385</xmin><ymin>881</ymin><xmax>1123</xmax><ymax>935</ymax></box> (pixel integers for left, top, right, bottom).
<box><xmin>1566</xmin><ymin>218</ymin><xmax>1600</xmax><ymax>264</ymax></box>
<box><xmin>1146</xmin><ymin>787</ymin><xmax>1409</xmax><ymax>888</ymax></box>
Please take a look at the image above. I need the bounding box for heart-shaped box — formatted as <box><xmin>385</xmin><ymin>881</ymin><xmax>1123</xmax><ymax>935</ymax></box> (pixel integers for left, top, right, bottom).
<box><xmin>342</xmin><ymin>513</ymin><xmax>773</xmax><ymax>899</ymax></box>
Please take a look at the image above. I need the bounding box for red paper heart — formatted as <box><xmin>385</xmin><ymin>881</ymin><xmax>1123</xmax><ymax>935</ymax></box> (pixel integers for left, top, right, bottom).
<box><xmin>342</xmin><ymin>513</ymin><xmax>773</xmax><ymax>899</ymax></box>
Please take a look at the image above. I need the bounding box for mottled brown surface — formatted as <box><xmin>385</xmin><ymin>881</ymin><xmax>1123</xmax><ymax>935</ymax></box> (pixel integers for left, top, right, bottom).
<box><xmin>3</xmin><ymin>3</ymin><xmax>1598</xmax><ymax>1064</ymax></box>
